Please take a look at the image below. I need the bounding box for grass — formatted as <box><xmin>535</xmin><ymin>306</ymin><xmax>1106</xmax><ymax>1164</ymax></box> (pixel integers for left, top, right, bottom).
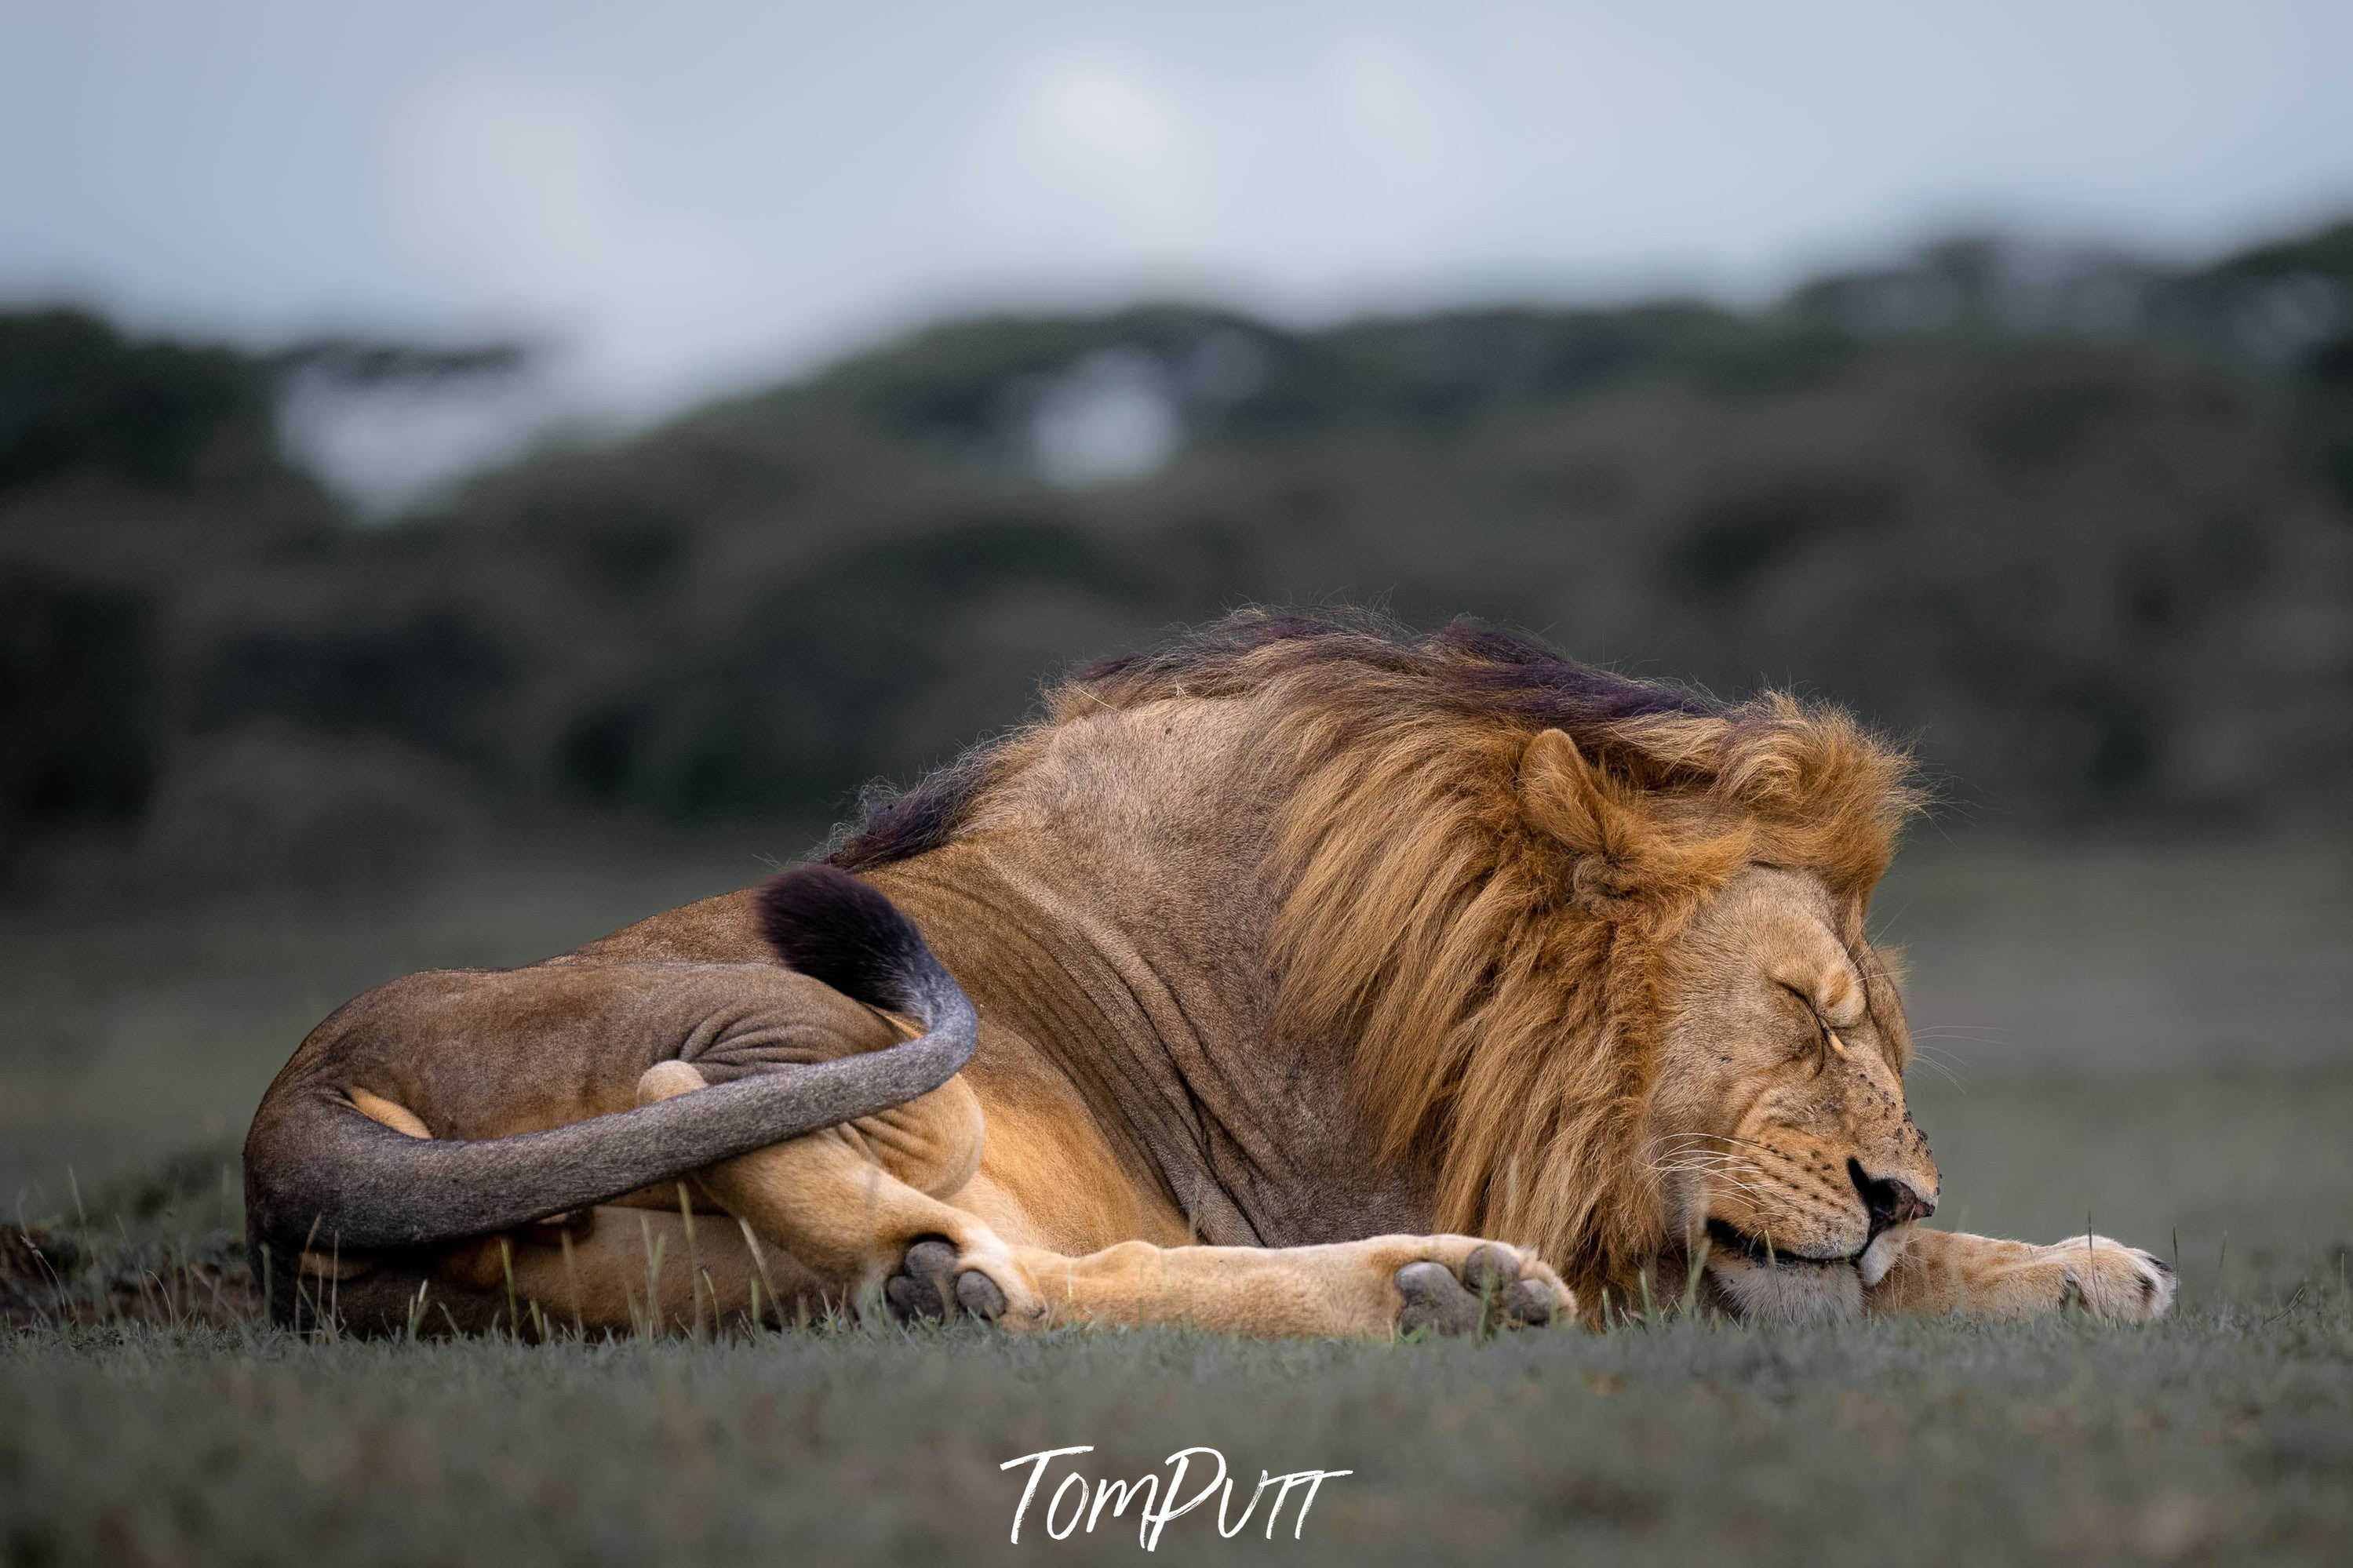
<box><xmin>5</xmin><ymin>1290</ymin><xmax>2350</xmax><ymax>1564</ymax></box>
<box><xmin>2</xmin><ymin>824</ymin><xmax>2349</xmax><ymax>1564</ymax></box>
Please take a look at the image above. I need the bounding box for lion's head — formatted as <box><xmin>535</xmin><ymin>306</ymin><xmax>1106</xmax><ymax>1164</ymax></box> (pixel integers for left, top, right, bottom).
<box><xmin>1646</xmin><ymin>860</ymin><xmax>1935</xmax><ymax>1320</ymax></box>
<box><xmin>1511</xmin><ymin>724</ymin><xmax>1938</xmax><ymax>1320</ymax></box>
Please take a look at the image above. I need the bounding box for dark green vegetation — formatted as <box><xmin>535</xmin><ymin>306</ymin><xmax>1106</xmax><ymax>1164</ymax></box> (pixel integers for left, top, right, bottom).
<box><xmin>6</xmin><ymin>220</ymin><xmax>2353</xmax><ymax>873</ymax></box>
<box><xmin>4</xmin><ymin>830</ymin><xmax>2348</xmax><ymax>1564</ymax></box>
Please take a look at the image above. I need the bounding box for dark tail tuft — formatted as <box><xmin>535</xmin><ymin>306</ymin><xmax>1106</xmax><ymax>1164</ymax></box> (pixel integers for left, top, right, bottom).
<box><xmin>755</xmin><ymin>865</ymin><xmax>949</xmax><ymax>1015</ymax></box>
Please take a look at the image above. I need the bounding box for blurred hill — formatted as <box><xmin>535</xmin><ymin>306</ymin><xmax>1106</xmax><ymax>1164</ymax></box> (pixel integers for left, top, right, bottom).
<box><xmin>5</xmin><ymin>220</ymin><xmax>2351</xmax><ymax>871</ymax></box>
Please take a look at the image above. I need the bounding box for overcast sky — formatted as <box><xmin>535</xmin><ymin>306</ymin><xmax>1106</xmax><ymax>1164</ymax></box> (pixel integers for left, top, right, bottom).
<box><xmin>8</xmin><ymin>0</ymin><xmax>2353</xmax><ymax>427</ymax></box>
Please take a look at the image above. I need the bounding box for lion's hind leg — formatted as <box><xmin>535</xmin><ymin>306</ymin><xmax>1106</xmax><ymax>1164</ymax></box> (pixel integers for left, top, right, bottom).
<box><xmin>635</xmin><ymin>1060</ymin><xmax>1044</xmax><ymax>1328</ymax></box>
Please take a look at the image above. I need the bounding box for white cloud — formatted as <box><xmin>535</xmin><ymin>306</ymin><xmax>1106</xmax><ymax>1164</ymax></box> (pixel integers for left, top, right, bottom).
<box><xmin>1319</xmin><ymin>35</ymin><xmax>1470</xmax><ymax>249</ymax></box>
<box><xmin>966</xmin><ymin>49</ymin><xmax>1217</xmax><ymax>275</ymax></box>
<box><xmin>392</xmin><ymin>80</ymin><xmax>749</xmax><ymax>403</ymax></box>
<box><xmin>282</xmin><ymin>80</ymin><xmax>767</xmax><ymax>512</ymax></box>
<box><xmin>963</xmin><ymin>38</ymin><xmax>1470</xmax><ymax>294</ymax></box>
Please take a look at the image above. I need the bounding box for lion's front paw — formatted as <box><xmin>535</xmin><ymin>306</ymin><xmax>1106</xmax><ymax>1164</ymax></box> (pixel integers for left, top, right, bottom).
<box><xmin>1393</xmin><ymin>1240</ymin><xmax>1573</xmax><ymax>1337</ymax></box>
<box><xmin>1864</xmin><ymin>1226</ymin><xmax>2177</xmax><ymax>1322</ymax></box>
<box><xmin>2052</xmin><ymin>1235</ymin><xmax>2176</xmax><ymax>1321</ymax></box>
<box><xmin>883</xmin><ymin>1235</ymin><xmax>1045</xmax><ymax>1329</ymax></box>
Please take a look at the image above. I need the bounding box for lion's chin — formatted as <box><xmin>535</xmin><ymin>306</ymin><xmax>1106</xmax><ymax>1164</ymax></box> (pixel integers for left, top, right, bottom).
<box><xmin>1705</xmin><ymin>1251</ymin><xmax>1864</xmax><ymax>1323</ymax></box>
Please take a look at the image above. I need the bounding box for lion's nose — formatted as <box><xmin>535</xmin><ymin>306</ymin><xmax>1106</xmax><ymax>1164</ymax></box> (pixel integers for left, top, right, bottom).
<box><xmin>1849</xmin><ymin>1159</ymin><xmax>1935</xmax><ymax>1236</ymax></box>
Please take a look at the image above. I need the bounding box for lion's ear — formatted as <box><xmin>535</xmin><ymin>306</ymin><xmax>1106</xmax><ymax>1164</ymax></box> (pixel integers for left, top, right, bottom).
<box><xmin>1519</xmin><ymin>729</ymin><xmax>1636</xmax><ymax>860</ymax></box>
<box><xmin>1523</xmin><ymin>728</ymin><xmax>1753</xmax><ymax>908</ymax></box>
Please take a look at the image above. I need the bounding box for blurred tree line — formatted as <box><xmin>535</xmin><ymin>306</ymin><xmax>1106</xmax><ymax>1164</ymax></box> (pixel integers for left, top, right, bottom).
<box><xmin>4</xmin><ymin>220</ymin><xmax>2350</xmax><ymax>871</ymax></box>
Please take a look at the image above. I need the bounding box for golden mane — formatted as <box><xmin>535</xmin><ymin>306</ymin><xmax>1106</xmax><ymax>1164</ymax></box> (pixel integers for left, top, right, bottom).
<box><xmin>839</xmin><ymin>609</ymin><xmax>1922</xmax><ymax>1296</ymax></box>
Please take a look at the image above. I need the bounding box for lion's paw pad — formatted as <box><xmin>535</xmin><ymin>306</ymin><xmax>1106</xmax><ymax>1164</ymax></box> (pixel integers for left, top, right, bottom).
<box><xmin>1395</xmin><ymin>1244</ymin><xmax>1562</xmax><ymax>1337</ymax></box>
<box><xmin>885</xmin><ymin>1236</ymin><xmax>1010</xmax><ymax>1326</ymax></box>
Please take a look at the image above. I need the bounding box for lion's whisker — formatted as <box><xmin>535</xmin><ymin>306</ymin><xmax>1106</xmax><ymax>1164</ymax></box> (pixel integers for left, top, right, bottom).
<box><xmin>1657</xmin><ymin>1131</ymin><xmax>1783</xmax><ymax>1155</ymax></box>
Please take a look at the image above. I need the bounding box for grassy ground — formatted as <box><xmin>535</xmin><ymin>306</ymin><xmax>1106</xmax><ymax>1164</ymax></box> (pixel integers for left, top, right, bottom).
<box><xmin>2</xmin><ymin>824</ymin><xmax>2348</xmax><ymax>1564</ymax></box>
<box><xmin>5</xmin><ymin>1301</ymin><xmax>2350</xmax><ymax>1566</ymax></box>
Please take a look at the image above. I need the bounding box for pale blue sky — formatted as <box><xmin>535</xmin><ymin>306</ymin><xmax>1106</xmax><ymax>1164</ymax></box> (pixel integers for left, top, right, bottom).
<box><xmin>8</xmin><ymin>0</ymin><xmax>2352</xmax><ymax>421</ymax></box>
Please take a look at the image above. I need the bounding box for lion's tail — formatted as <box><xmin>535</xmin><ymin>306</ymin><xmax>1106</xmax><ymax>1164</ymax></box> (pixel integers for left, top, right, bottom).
<box><xmin>242</xmin><ymin>868</ymin><xmax>977</xmax><ymax>1264</ymax></box>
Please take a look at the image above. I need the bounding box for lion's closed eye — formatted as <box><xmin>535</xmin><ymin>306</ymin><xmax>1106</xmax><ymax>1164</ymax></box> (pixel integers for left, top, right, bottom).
<box><xmin>1774</xmin><ymin>983</ymin><xmax>1832</xmax><ymax>1058</ymax></box>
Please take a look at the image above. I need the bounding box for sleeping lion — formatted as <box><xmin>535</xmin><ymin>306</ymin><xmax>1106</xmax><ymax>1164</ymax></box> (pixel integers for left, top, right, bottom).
<box><xmin>243</xmin><ymin>612</ymin><xmax>2175</xmax><ymax>1337</ymax></box>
